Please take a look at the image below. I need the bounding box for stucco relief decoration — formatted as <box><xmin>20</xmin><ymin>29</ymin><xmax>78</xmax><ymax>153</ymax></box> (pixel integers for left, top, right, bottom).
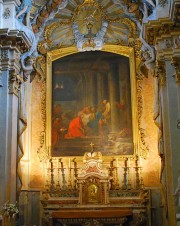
<box><xmin>39</xmin><ymin>0</ymin><xmax>137</xmax><ymax>54</ymax></box>
<box><xmin>174</xmin><ymin>37</ymin><xmax>180</xmax><ymax>49</ymax></box>
<box><xmin>1</xmin><ymin>50</ymin><xmax>9</xmax><ymax>60</ymax></box>
<box><xmin>158</xmin><ymin>0</ymin><xmax>168</xmax><ymax>7</ymax></box>
<box><xmin>8</xmin><ymin>70</ymin><xmax>23</xmax><ymax>96</ymax></box>
<box><xmin>3</xmin><ymin>8</ymin><xmax>11</xmax><ymax>19</ymax></box>
<box><xmin>171</xmin><ymin>57</ymin><xmax>180</xmax><ymax>85</ymax></box>
<box><xmin>72</xmin><ymin>0</ymin><xmax>108</xmax><ymax>51</ymax></box>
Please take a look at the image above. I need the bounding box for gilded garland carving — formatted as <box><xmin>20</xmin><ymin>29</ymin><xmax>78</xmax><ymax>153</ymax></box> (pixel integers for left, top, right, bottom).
<box><xmin>134</xmin><ymin>38</ymin><xmax>142</xmax><ymax>59</ymax></box>
<box><xmin>136</xmin><ymin>77</ymin><xmax>149</xmax><ymax>159</ymax></box>
<box><xmin>37</xmin><ymin>56</ymin><xmax>50</xmax><ymax>161</ymax></box>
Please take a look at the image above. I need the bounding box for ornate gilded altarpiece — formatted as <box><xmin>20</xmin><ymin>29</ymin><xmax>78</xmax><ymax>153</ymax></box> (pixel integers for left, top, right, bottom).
<box><xmin>33</xmin><ymin>0</ymin><xmax>151</xmax><ymax>224</ymax></box>
<box><xmin>36</xmin><ymin>0</ymin><xmax>148</xmax><ymax>163</ymax></box>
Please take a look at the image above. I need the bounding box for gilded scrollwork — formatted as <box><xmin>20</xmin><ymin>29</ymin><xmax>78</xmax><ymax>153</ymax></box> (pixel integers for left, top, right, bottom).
<box><xmin>37</xmin><ymin>78</ymin><xmax>50</xmax><ymax>162</ymax></box>
<box><xmin>136</xmin><ymin>78</ymin><xmax>149</xmax><ymax>159</ymax></box>
<box><xmin>134</xmin><ymin>38</ymin><xmax>142</xmax><ymax>59</ymax></box>
<box><xmin>36</xmin><ymin>56</ymin><xmax>50</xmax><ymax>161</ymax></box>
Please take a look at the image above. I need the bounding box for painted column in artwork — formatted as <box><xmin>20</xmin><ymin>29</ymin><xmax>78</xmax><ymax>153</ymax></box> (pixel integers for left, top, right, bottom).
<box><xmin>97</xmin><ymin>72</ymin><xmax>109</xmax><ymax>104</ymax></box>
<box><xmin>108</xmin><ymin>63</ymin><xmax>119</xmax><ymax>132</ymax></box>
<box><xmin>97</xmin><ymin>72</ymin><xmax>103</xmax><ymax>104</ymax></box>
<box><xmin>118</xmin><ymin>57</ymin><xmax>131</xmax><ymax>129</ymax></box>
<box><xmin>85</xmin><ymin>71</ymin><xmax>94</xmax><ymax>107</ymax></box>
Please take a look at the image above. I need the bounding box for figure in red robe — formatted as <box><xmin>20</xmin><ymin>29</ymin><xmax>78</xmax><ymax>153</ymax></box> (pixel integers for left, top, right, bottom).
<box><xmin>65</xmin><ymin>114</ymin><xmax>85</xmax><ymax>138</ymax></box>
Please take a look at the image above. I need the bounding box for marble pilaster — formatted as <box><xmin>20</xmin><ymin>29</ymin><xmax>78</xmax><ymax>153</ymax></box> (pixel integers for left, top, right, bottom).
<box><xmin>0</xmin><ymin>29</ymin><xmax>31</xmax><ymax>205</ymax></box>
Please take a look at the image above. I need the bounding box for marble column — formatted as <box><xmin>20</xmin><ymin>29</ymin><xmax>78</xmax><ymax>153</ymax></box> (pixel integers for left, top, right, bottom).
<box><xmin>108</xmin><ymin>64</ymin><xmax>119</xmax><ymax>132</ymax></box>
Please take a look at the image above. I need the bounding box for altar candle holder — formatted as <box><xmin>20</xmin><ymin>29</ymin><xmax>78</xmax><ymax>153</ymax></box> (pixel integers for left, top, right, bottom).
<box><xmin>45</xmin><ymin>161</ymin><xmax>50</xmax><ymax>191</ymax></box>
<box><xmin>49</xmin><ymin>159</ymin><xmax>55</xmax><ymax>192</ymax></box>
<box><xmin>127</xmin><ymin>158</ymin><xmax>132</xmax><ymax>189</ymax></box>
<box><xmin>134</xmin><ymin>156</ymin><xmax>141</xmax><ymax>189</ymax></box>
<box><xmin>109</xmin><ymin>159</ymin><xmax>116</xmax><ymax>190</ymax></box>
<box><xmin>115</xmin><ymin>163</ymin><xmax>120</xmax><ymax>190</ymax></box>
<box><xmin>139</xmin><ymin>166</ymin><xmax>144</xmax><ymax>189</ymax></box>
<box><xmin>56</xmin><ymin>160</ymin><xmax>61</xmax><ymax>191</ymax></box>
<box><xmin>68</xmin><ymin>160</ymin><xmax>72</xmax><ymax>190</ymax></box>
<box><xmin>45</xmin><ymin>180</ymin><xmax>50</xmax><ymax>191</ymax></box>
<box><xmin>73</xmin><ymin>159</ymin><xmax>78</xmax><ymax>190</ymax></box>
<box><xmin>60</xmin><ymin>161</ymin><xmax>67</xmax><ymax>190</ymax></box>
<box><xmin>122</xmin><ymin>158</ymin><xmax>128</xmax><ymax>190</ymax></box>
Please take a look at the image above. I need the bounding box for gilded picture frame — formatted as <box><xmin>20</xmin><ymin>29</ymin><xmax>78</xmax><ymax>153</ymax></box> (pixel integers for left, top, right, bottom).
<box><xmin>45</xmin><ymin>45</ymin><xmax>139</xmax><ymax>158</ymax></box>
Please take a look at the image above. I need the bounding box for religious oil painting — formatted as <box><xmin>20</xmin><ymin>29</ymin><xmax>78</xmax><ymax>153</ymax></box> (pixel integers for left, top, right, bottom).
<box><xmin>51</xmin><ymin>51</ymin><xmax>134</xmax><ymax>156</ymax></box>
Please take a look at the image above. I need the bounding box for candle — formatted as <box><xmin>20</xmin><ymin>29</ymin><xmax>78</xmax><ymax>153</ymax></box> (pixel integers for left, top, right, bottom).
<box><xmin>116</xmin><ymin>158</ymin><xmax>118</xmax><ymax>168</ymax></box>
